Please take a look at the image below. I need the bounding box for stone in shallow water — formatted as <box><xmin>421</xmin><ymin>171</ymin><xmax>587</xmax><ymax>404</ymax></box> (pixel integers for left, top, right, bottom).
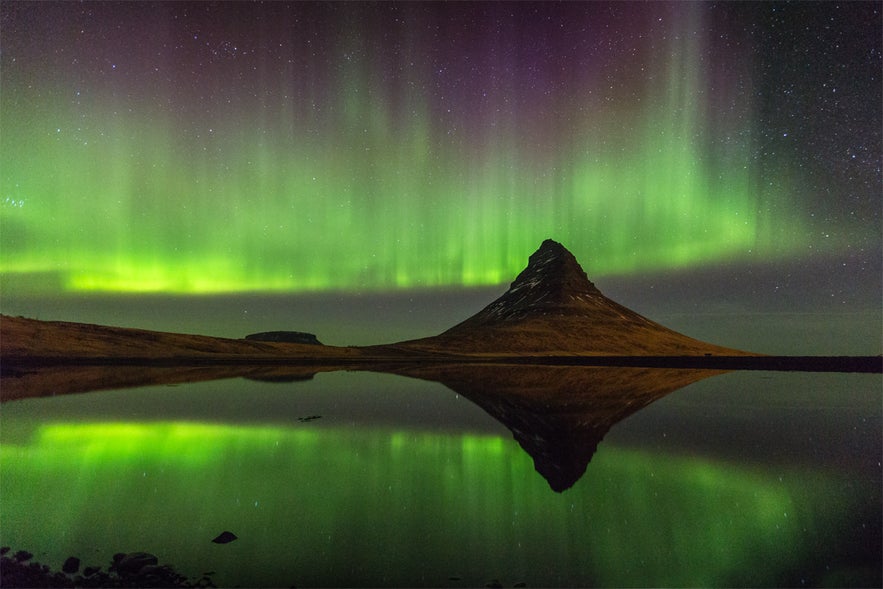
<box><xmin>62</xmin><ymin>555</ymin><xmax>80</xmax><ymax>573</ymax></box>
<box><xmin>13</xmin><ymin>550</ymin><xmax>32</xmax><ymax>562</ymax></box>
<box><xmin>211</xmin><ymin>531</ymin><xmax>238</xmax><ymax>544</ymax></box>
<box><xmin>113</xmin><ymin>551</ymin><xmax>158</xmax><ymax>575</ymax></box>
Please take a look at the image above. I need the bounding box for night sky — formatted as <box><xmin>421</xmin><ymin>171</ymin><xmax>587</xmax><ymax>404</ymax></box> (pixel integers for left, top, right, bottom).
<box><xmin>1</xmin><ymin>1</ymin><xmax>880</xmax><ymax>353</ymax></box>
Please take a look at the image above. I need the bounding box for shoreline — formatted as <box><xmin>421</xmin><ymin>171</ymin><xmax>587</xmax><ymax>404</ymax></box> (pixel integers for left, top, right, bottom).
<box><xmin>4</xmin><ymin>354</ymin><xmax>880</xmax><ymax>373</ymax></box>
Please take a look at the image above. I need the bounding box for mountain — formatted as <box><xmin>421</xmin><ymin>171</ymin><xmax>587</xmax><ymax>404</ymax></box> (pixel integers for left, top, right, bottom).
<box><xmin>397</xmin><ymin>239</ymin><xmax>750</xmax><ymax>356</ymax></box>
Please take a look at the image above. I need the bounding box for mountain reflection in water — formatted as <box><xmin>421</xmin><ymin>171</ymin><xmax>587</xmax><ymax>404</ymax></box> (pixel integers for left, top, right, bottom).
<box><xmin>2</xmin><ymin>362</ymin><xmax>722</xmax><ymax>491</ymax></box>
<box><xmin>369</xmin><ymin>364</ymin><xmax>724</xmax><ymax>491</ymax></box>
<box><xmin>2</xmin><ymin>364</ymin><xmax>880</xmax><ymax>587</ymax></box>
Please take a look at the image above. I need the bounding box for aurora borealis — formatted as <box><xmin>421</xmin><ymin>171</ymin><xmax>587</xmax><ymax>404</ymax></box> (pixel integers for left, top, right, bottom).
<box><xmin>0</xmin><ymin>1</ymin><xmax>880</xmax><ymax>356</ymax></box>
<box><xmin>1</xmin><ymin>2</ymin><xmax>879</xmax><ymax>293</ymax></box>
<box><xmin>2</xmin><ymin>5</ymin><xmax>881</xmax><ymax>583</ymax></box>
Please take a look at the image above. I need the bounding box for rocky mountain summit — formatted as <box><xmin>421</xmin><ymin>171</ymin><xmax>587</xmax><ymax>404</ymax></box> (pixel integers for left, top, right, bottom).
<box><xmin>399</xmin><ymin>239</ymin><xmax>749</xmax><ymax>356</ymax></box>
<box><xmin>449</xmin><ymin>239</ymin><xmax>651</xmax><ymax>327</ymax></box>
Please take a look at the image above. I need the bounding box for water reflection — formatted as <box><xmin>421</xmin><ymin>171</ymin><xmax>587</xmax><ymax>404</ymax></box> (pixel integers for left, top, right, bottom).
<box><xmin>3</xmin><ymin>362</ymin><xmax>722</xmax><ymax>492</ymax></box>
<box><xmin>369</xmin><ymin>364</ymin><xmax>724</xmax><ymax>491</ymax></box>
<box><xmin>0</xmin><ymin>363</ymin><xmax>334</xmax><ymax>402</ymax></box>
<box><xmin>1</xmin><ymin>365</ymin><xmax>880</xmax><ymax>586</ymax></box>
<box><xmin>3</xmin><ymin>415</ymin><xmax>876</xmax><ymax>587</ymax></box>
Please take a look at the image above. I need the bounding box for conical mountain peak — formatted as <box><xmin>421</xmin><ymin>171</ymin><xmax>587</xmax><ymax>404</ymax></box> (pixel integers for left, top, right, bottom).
<box><xmin>397</xmin><ymin>238</ymin><xmax>748</xmax><ymax>356</ymax></box>
<box><xmin>454</xmin><ymin>239</ymin><xmax>605</xmax><ymax>325</ymax></box>
<box><xmin>512</xmin><ymin>239</ymin><xmax>602</xmax><ymax>300</ymax></box>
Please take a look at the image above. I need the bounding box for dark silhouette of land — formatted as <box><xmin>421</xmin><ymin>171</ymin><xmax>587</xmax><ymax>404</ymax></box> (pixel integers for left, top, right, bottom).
<box><xmin>1</xmin><ymin>239</ymin><xmax>880</xmax><ymax>377</ymax></box>
<box><xmin>385</xmin><ymin>239</ymin><xmax>752</xmax><ymax>356</ymax></box>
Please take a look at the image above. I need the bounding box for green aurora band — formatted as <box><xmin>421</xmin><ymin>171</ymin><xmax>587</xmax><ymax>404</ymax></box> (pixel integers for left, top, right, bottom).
<box><xmin>0</xmin><ymin>421</ymin><xmax>858</xmax><ymax>587</ymax></box>
<box><xmin>0</xmin><ymin>4</ymin><xmax>817</xmax><ymax>294</ymax></box>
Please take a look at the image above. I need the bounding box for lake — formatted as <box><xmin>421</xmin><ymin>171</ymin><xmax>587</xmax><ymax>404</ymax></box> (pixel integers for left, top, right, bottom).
<box><xmin>1</xmin><ymin>366</ymin><xmax>880</xmax><ymax>587</ymax></box>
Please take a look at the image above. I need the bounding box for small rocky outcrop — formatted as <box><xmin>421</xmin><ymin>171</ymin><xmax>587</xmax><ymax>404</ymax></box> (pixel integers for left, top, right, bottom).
<box><xmin>244</xmin><ymin>331</ymin><xmax>322</xmax><ymax>345</ymax></box>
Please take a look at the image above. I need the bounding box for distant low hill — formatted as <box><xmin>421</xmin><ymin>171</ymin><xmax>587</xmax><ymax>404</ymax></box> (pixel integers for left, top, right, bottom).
<box><xmin>394</xmin><ymin>239</ymin><xmax>753</xmax><ymax>356</ymax></box>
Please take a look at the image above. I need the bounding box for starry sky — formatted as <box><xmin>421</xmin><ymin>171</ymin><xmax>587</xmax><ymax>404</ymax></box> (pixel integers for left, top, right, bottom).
<box><xmin>1</xmin><ymin>1</ymin><xmax>880</xmax><ymax>353</ymax></box>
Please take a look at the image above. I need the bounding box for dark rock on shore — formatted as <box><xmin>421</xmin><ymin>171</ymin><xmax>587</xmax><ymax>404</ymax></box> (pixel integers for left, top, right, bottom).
<box><xmin>62</xmin><ymin>556</ymin><xmax>80</xmax><ymax>574</ymax></box>
<box><xmin>244</xmin><ymin>331</ymin><xmax>322</xmax><ymax>345</ymax></box>
<box><xmin>0</xmin><ymin>548</ymin><xmax>213</xmax><ymax>588</ymax></box>
<box><xmin>111</xmin><ymin>551</ymin><xmax>158</xmax><ymax>575</ymax></box>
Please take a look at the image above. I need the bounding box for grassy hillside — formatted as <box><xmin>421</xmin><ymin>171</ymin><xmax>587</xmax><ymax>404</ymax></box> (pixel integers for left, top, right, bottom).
<box><xmin>0</xmin><ymin>315</ymin><xmax>363</xmax><ymax>362</ymax></box>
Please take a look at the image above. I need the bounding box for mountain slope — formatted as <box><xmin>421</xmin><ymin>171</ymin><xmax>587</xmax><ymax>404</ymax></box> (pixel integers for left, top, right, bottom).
<box><xmin>0</xmin><ymin>315</ymin><xmax>362</xmax><ymax>362</ymax></box>
<box><xmin>397</xmin><ymin>239</ymin><xmax>752</xmax><ymax>356</ymax></box>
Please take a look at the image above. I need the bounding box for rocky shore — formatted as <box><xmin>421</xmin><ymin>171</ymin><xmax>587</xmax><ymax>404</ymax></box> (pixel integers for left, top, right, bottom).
<box><xmin>0</xmin><ymin>547</ymin><xmax>214</xmax><ymax>588</ymax></box>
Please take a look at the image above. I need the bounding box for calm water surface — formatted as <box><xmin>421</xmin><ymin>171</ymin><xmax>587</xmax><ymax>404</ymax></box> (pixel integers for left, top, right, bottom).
<box><xmin>1</xmin><ymin>369</ymin><xmax>880</xmax><ymax>587</ymax></box>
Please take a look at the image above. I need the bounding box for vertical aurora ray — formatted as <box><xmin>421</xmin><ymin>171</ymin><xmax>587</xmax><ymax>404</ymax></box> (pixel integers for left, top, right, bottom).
<box><xmin>0</xmin><ymin>3</ymin><xmax>841</xmax><ymax>294</ymax></box>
